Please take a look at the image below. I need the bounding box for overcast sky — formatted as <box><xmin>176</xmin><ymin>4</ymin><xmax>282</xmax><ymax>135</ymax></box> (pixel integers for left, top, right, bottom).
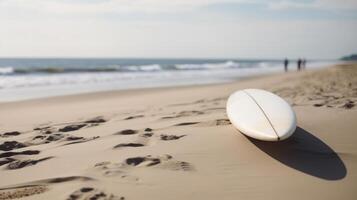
<box><xmin>0</xmin><ymin>0</ymin><xmax>356</xmax><ymax>59</ymax></box>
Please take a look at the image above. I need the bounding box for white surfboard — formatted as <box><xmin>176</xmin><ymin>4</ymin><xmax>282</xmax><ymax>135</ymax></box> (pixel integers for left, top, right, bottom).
<box><xmin>226</xmin><ymin>89</ymin><xmax>296</xmax><ymax>141</ymax></box>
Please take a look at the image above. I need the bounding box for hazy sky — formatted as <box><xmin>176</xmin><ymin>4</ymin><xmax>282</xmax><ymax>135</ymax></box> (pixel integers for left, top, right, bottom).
<box><xmin>0</xmin><ymin>0</ymin><xmax>357</xmax><ymax>59</ymax></box>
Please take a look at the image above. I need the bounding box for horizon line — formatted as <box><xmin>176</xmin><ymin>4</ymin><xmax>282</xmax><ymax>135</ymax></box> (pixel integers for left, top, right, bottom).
<box><xmin>0</xmin><ymin>56</ymin><xmax>339</xmax><ymax>61</ymax></box>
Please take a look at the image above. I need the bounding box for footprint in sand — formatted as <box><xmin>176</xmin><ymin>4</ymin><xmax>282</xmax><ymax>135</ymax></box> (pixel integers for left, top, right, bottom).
<box><xmin>0</xmin><ymin>141</ymin><xmax>27</xmax><ymax>151</ymax></box>
<box><xmin>0</xmin><ymin>147</ymin><xmax>52</xmax><ymax>170</ymax></box>
<box><xmin>34</xmin><ymin>126</ymin><xmax>55</xmax><ymax>134</ymax></box>
<box><xmin>174</xmin><ymin>122</ymin><xmax>200</xmax><ymax>126</ymax></box>
<box><xmin>92</xmin><ymin>155</ymin><xmax>193</xmax><ymax>183</ymax></box>
<box><xmin>6</xmin><ymin>156</ymin><xmax>54</xmax><ymax>170</ymax></box>
<box><xmin>58</xmin><ymin>124</ymin><xmax>87</xmax><ymax>132</ymax></box>
<box><xmin>139</xmin><ymin>128</ymin><xmax>154</xmax><ymax>138</ymax></box>
<box><xmin>30</xmin><ymin>131</ymin><xmax>100</xmax><ymax>147</ymax></box>
<box><xmin>172</xmin><ymin>118</ymin><xmax>231</xmax><ymax>127</ymax></box>
<box><xmin>342</xmin><ymin>100</ymin><xmax>355</xmax><ymax>109</ymax></box>
<box><xmin>159</xmin><ymin>134</ymin><xmax>186</xmax><ymax>141</ymax></box>
<box><xmin>93</xmin><ymin>161</ymin><xmax>139</xmax><ymax>181</ymax></box>
<box><xmin>140</xmin><ymin>132</ymin><xmax>153</xmax><ymax>138</ymax></box>
<box><xmin>84</xmin><ymin>116</ymin><xmax>107</xmax><ymax>124</ymax></box>
<box><xmin>113</xmin><ymin>131</ymin><xmax>151</xmax><ymax>149</ymax></box>
<box><xmin>63</xmin><ymin>136</ymin><xmax>100</xmax><ymax>146</ymax></box>
<box><xmin>31</xmin><ymin>119</ymin><xmax>102</xmax><ymax>146</ymax></box>
<box><xmin>0</xmin><ymin>116</ymin><xmax>105</xmax><ymax>152</ymax></box>
<box><xmin>0</xmin><ymin>131</ymin><xmax>22</xmax><ymax>138</ymax></box>
<box><xmin>0</xmin><ymin>158</ymin><xmax>16</xmax><ymax>167</ymax></box>
<box><xmin>113</xmin><ymin>143</ymin><xmax>145</xmax><ymax>148</ymax></box>
<box><xmin>34</xmin><ymin>116</ymin><xmax>107</xmax><ymax>133</ymax></box>
<box><xmin>0</xmin><ymin>150</ymin><xmax>40</xmax><ymax>159</ymax></box>
<box><xmin>115</xmin><ymin>129</ymin><xmax>138</xmax><ymax>135</ymax></box>
<box><xmin>0</xmin><ymin>176</ymin><xmax>94</xmax><ymax>200</ymax></box>
<box><xmin>123</xmin><ymin>115</ymin><xmax>144</xmax><ymax>120</ymax></box>
<box><xmin>121</xmin><ymin>155</ymin><xmax>194</xmax><ymax>171</ymax></box>
<box><xmin>96</xmin><ymin>155</ymin><xmax>194</xmax><ymax>173</ymax></box>
<box><xmin>44</xmin><ymin>176</ymin><xmax>94</xmax><ymax>184</ymax></box>
<box><xmin>0</xmin><ymin>185</ymin><xmax>48</xmax><ymax>200</ymax></box>
<box><xmin>67</xmin><ymin>187</ymin><xmax>124</xmax><ymax>200</ymax></box>
<box><xmin>92</xmin><ymin>155</ymin><xmax>193</xmax><ymax>181</ymax></box>
<box><xmin>113</xmin><ymin>127</ymin><xmax>186</xmax><ymax>149</ymax></box>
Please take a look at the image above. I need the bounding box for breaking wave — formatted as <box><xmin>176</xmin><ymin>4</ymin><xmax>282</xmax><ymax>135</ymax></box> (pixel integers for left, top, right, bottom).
<box><xmin>0</xmin><ymin>61</ymin><xmax>253</xmax><ymax>75</ymax></box>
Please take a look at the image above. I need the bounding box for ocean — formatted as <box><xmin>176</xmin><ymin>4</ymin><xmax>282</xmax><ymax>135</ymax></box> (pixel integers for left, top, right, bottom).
<box><xmin>0</xmin><ymin>58</ymin><xmax>338</xmax><ymax>102</ymax></box>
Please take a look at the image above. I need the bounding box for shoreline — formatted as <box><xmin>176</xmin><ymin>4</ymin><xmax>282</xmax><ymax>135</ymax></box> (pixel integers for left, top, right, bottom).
<box><xmin>0</xmin><ymin>65</ymin><xmax>322</xmax><ymax>105</ymax></box>
<box><xmin>0</xmin><ymin>60</ymin><xmax>338</xmax><ymax>103</ymax></box>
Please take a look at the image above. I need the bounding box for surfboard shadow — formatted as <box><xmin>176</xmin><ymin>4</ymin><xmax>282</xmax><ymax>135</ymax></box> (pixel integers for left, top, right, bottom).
<box><xmin>247</xmin><ymin>127</ymin><xmax>346</xmax><ymax>180</ymax></box>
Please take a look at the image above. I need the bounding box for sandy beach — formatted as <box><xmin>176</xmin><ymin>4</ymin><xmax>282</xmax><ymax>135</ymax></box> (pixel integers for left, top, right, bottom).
<box><xmin>0</xmin><ymin>63</ymin><xmax>356</xmax><ymax>200</ymax></box>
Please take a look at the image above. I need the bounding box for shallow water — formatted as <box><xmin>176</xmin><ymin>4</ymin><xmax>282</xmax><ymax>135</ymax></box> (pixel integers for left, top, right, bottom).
<box><xmin>0</xmin><ymin>58</ymin><xmax>338</xmax><ymax>102</ymax></box>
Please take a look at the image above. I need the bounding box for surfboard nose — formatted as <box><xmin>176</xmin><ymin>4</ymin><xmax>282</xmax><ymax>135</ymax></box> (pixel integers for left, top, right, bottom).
<box><xmin>227</xmin><ymin>89</ymin><xmax>297</xmax><ymax>141</ymax></box>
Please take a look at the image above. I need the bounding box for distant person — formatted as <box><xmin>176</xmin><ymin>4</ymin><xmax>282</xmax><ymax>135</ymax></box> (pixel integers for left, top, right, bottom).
<box><xmin>284</xmin><ymin>58</ymin><xmax>289</xmax><ymax>72</ymax></box>
<box><xmin>302</xmin><ymin>58</ymin><xmax>307</xmax><ymax>70</ymax></box>
<box><xmin>297</xmin><ymin>58</ymin><xmax>302</xmax><ymax>71</ymax></box>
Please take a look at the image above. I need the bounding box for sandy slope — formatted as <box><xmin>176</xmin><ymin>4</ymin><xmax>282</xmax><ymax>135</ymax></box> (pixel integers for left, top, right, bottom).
<box><xmin>0</xmin><ymin>64</ymin><xmax>356</xmax><ymax>200</ymax></box>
